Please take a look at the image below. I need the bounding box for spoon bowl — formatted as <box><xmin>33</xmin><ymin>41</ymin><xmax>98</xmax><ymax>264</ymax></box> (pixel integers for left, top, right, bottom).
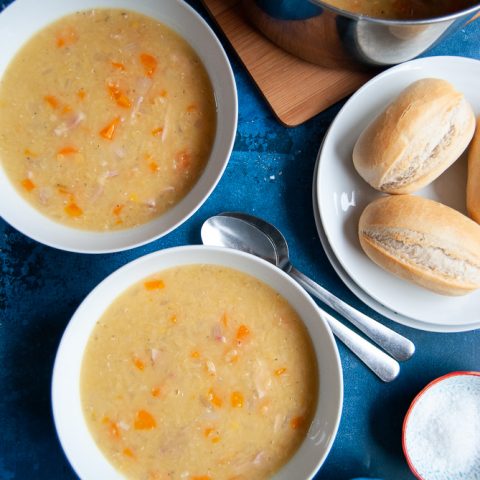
<box><xmin>201</xmin><ymin>215</ymin><xmax>278</xmax><ymax>264</ymax></box>
<box><xmin>221</xmin><ymin>212</ymin><xmax>292</xmax><ymax>270</ymax></box>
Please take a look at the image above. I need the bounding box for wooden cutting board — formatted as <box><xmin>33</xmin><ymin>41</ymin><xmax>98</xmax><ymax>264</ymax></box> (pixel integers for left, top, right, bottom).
<box><xmin>202</xmin><ymin>0</ymin><xmax>373</xmax><ymax>126</ymax></box>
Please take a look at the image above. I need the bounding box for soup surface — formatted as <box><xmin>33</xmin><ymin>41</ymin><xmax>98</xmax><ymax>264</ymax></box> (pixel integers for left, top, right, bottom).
<box><xmin>0</xmin><ymin>9</ymin><xmax>216</xmax><ymax>230</ymax></box>
<box><xmin>81</xmin><ymin>265</ymin><xmax>318</xmax><ymax>480</ymax></box>
<box><xmin>322</xmin><ymin>0</ymin><xmax>478</xmax><ymax>19</ymax></box>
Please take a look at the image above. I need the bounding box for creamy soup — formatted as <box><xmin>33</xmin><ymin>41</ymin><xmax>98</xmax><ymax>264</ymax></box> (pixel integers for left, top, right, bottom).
<box><xmin>322</xmin><ymin>0</ymin><xmax>478</xmax><ymax>19</ymax></box>
<box><xmin>81</xmin><ymin>265</ymin><xmax>318</xmax><ymax>480</ymax></box>
<box><xmin>0</xmin><ymin>10</ymin><xmax>216</xmax><ymax>230</ymax></box>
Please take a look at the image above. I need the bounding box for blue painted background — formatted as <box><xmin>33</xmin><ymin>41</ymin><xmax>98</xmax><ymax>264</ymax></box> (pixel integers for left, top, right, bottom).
<box><xmin>0</xmin><ymin>1</ymin><xmax>479</xmax><ymax>479</ymax></box>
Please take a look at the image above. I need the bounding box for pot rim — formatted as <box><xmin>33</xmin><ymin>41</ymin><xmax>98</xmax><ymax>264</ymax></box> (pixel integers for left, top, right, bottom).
<box><xmin>310</xmin><ymin>0</ymin><xmax>480</xmax><ymax>25</ymax></box>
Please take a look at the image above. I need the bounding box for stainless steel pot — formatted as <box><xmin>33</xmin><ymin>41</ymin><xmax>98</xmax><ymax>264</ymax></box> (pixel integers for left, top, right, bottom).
<box><xmin>242</xmin><ymin>0</ymin><xmax>480</xmax><ymax>69</ymax></box>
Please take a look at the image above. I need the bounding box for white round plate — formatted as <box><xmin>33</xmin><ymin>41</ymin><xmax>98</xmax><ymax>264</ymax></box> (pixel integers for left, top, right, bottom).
<box><xmin>316</xmin><ymin>56</ymin><xmax>480</xmax><ymax>332</ymax></box>
<box><xmin>52</xmin><ymin>246</ymin><xmax>343</xmax><ymax>480</ymax></box>
<box><xmin>0</xmin><ymin>0</ymin><xmax>237</xmax><ymax>253</ymax></box>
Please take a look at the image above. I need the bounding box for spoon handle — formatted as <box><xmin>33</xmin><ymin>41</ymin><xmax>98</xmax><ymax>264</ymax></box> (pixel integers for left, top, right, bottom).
<box><xmin>319</xmin><ymin>308</ymin><xmax>400</xmax><ymax>382</ymax></box>
<box><xmin>289</xmin><ymin>267</ymin><xmax>415</xmax><ymax>362</ymax></box>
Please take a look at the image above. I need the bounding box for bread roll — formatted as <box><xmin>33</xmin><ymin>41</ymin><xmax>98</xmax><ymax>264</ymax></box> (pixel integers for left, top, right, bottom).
<box><xmin>467</xmin><ymin>118</ymin><xmax>480</xmax><ymax>223</ymax></box>
<box><xmin>353</xmin><ymin>78</ymin><xmax>475</xmax><ymax>194</ymax></box>
<box><xmin>358</xmin><ymin>195</ymin><xmax>480</xmax><ymax>296</ymax></box>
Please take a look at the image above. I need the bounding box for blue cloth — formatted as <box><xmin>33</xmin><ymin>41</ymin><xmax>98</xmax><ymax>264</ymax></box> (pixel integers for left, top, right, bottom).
<box><xmin>0</xmin><ymin>1</ymin><xmax>479</xmax><ymax>479</ymax></box>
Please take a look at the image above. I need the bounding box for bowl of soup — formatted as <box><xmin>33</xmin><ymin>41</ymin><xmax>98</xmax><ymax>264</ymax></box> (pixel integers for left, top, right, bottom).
<box><xmin>0</xmin><ymin>0</ymin><xmax>237</xmax><ymax>253</ymax></box>
<box><xmin>51</xmin><ymin>246</ymin><xmax>343</xmax><ymax>479</ymax></box>
<box><xmin>242</xmin><ymin>0</ymin><xmax>480</xmax><ymax>68</ymax></box>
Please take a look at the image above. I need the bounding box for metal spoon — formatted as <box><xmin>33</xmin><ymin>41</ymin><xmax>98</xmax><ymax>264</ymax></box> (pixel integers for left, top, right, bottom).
<box><xmin>219</xmin><ymin>212</ymin><xmax>414</xmax><ymax>361</ymax></box>
<box><xmin>201</xmin><ymin>214</ymin><xmax>402</xmax><ymax>382</ymax></box>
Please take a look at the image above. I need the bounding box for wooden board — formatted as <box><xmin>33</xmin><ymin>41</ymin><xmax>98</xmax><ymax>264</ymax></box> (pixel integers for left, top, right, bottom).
<box><xmin>202</xmin><ymin>0</ymin><xmax>372</xmax><ymax>126</ymax></box>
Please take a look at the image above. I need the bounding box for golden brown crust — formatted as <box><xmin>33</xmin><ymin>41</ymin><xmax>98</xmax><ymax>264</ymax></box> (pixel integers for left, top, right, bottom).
<box><xmin>358</xmin><ymin>195</ymin><xmax>480</xmax><ymax>296</ymax></box>
<box><xmin>353</xmin><ymin>78</ymin><xmax>475</xmax><ymax>194</ymax></box>
<box><xmin>467</xmin><ymin>118</ymin><xmax>480</xmax><ymax>224</ymax></box>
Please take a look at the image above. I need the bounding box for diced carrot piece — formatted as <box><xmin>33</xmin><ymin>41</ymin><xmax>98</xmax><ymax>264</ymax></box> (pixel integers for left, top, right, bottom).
<box><xmin>77</xmin><ymin>89</ymin><xmax>86</xmax><ymax>100</ymax></box>
<box><xmin>191</xmin><ymin>351</ymin><xmax>201</xmax><ymax>359</ymax></box>
<box><xmin>102</xmin><ymin>416</ymin><xmax>121</xmax><ymax>439</ymax></box>
<box><xmin>170</xmin><ymin>314</ymin><xmax>177</xmax><ymax>324</ymax></box>
<box><xmin>61</xmin><ymin>105</ymin><xmax>73</xmax><ymax>114</ymax></box>
<box><xmin>140</xmin><ymin>53</ymin><xmax>157</xmax><ymax>77</ymax></box>
<box><xmin>151</xmin><ymin>386</ymin><xmax>161</xmax><ymax>398</ymax></box>
<box><xmin>231</xmin><ymin>391</ymin><xmax>244</xmax><ymax>408</ymax></box>
<box><xmin>113</xmin><ymin>204</ymin><xmax>124</xmax><ymax>216</ymax></box>
<box><xmin>151</xmin><ymin>127</ymin><xmax>163</xmax><ymax>137</ymax></box>
<box><xmin>56</xmin><ymin>27</ymin><xmax>77</xmax><ymax>48</ymax></box>
<box><xmin>275</xmin><ymin>367</ymin><xmax>287</xmax><ymax>376</ymax></box>
<box><xmin>208</xmin><ymin>388</ymin><xmax>222</xmax><ymax>408</ymax></box>
<box><xmin>107</xmin><ymin>84</ymin><xmax>131</xmax><ymax>108</ymax></box>
<box><xmin>211</xmin><ymin>436</ymin><xmax>221</xmax><ymax>443</ymax></box>
<box><xmin>186</xmin><ymin>104</ymin><xmax>198</xmax><ymax>113</ymax></box>
<box><xmin>57</xmin><ymin>146</ymin><xmax>78</xmax><ymax>156</ymax></box>
<box><xmin>115</xmin><ymin>219</ymin><xmax>123</xmax><ymax>225</ymax></box>
<box><xmin>123</xmin><ymin>447</ymin><xmax>135</xmax><ymax>458</ymax></box>
<box><xmin>99</xmin><ymin>117</ymin><xmax>120</xmax><ymax>140</ymax></box>
<box><xmin>21</xmin><ymin>178</ymin><xmax>36</xmax><ymax>192</ymax></box>
<box><xmin>290</xmin><ymin>416</ymin><xmax>305</xmax><ymax>430</ymax></box>
<box><xmin>111</xmin><ymin>61</ymin><xmax>126</xmax><ymax>71</ymax></box>
<box><xmin>133</xmin><ymin>357</ymin><xmax>145</xmax><ymax>371</ymax></box>
<box><xmin>116</xmin><ymin>93</ymin><xmax>131</xmax><ymax>108</ymax></box>
<box><xmin>144</xmin><ymin>280</ymin><xmax>165</xmax><ymax>290</ymax></box>
<box><xmin>149</xmin><ymin>161</ymin><xmax>159</xmax><ymax>173</ymax></box>
<box><xmin>65</xmin><ymin>202</ymin><xmax>83</xmax><ymax>217</ymax></box>
<box><xmin>44</xmin><ymin>95</ymin><xmax>59</xmax><ymax>109</ymax></box>
<box><xmin>159</xmin><ymin>89</ymin><xmax>168</xmax><ymax>98</ymax></box>
<box><xmin>191</xmin><ymin>476</ymin><xmax>212</xmax><ymax>480</ymax></box>
<box><xmin>134</xmin><ymin>409</ymin><xmax>156</xmax><ymax>430</ymax></box>
<box><xmin>107</xmin><ymin>84</ymin><xmax>117</xmax><ymax>97</ymax></box>
<box><xmin>236</xmin><ymin>325</ymin><xmax>250</xmax><ymax>341</ymax></box>
<box><xmin>24</xmin><ymin>148</ymin><xmax>38</xmax><ymax>158</ymax></box>
<box><xmin>204</xmin><ymin>427</ymin><xmax>213</xmax><ymax>437</ymax></box>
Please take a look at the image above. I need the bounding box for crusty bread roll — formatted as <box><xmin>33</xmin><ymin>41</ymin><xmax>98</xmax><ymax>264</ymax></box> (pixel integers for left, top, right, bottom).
<box><xmin>353</xmin><ymin>78</ymin><xmax>476</xmax><ymax>194</ymax></box>
<box><xmin>358</xmin><ymin>195</ymin><xmax>480</xmax><ymax>296</ymax></box>
<box><xmin>467</xmin><ymin>118</ymin><xmax>480</xmax><ymax>224</ymax></box>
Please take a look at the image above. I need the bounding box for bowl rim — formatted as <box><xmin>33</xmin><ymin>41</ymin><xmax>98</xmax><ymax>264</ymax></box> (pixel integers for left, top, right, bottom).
<box><xmin>402</xmin><ymin>370</ymin><xmax>480</xmax><ymax>480</ymax></box>
<box><xmin>0</xmin><ymin>0</ymin><xmax>238</xmax><ymax>254</ymax></box>
<box><xmin>51</xmin><ymin>245</ymin><xmax>344</xmax><ymax>480</ymax></box>
<box><xmin>311</xmin><ymin>0</ymin><xmax>480</xmax><ymax>26</ymax></box>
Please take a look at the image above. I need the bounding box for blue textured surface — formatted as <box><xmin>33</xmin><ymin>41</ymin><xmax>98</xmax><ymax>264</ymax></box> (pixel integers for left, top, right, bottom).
<box><xmin>0</xmin><ymin>1</ymin><xmax>479</xmax><ymax>479</ymax></box>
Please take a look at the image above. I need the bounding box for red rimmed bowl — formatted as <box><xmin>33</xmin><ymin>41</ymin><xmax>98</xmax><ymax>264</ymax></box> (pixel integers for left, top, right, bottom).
<box><xmin>402</xmin><ymin>371</ymin><xmax>480</xmax><ymax>480</ymax></box>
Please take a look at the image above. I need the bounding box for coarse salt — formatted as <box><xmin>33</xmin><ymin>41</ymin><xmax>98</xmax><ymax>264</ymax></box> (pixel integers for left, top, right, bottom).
<box><xmin>404</xmin><ymin>374</ymin><xmax>480</xmax><ymax>480</ymax></box>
